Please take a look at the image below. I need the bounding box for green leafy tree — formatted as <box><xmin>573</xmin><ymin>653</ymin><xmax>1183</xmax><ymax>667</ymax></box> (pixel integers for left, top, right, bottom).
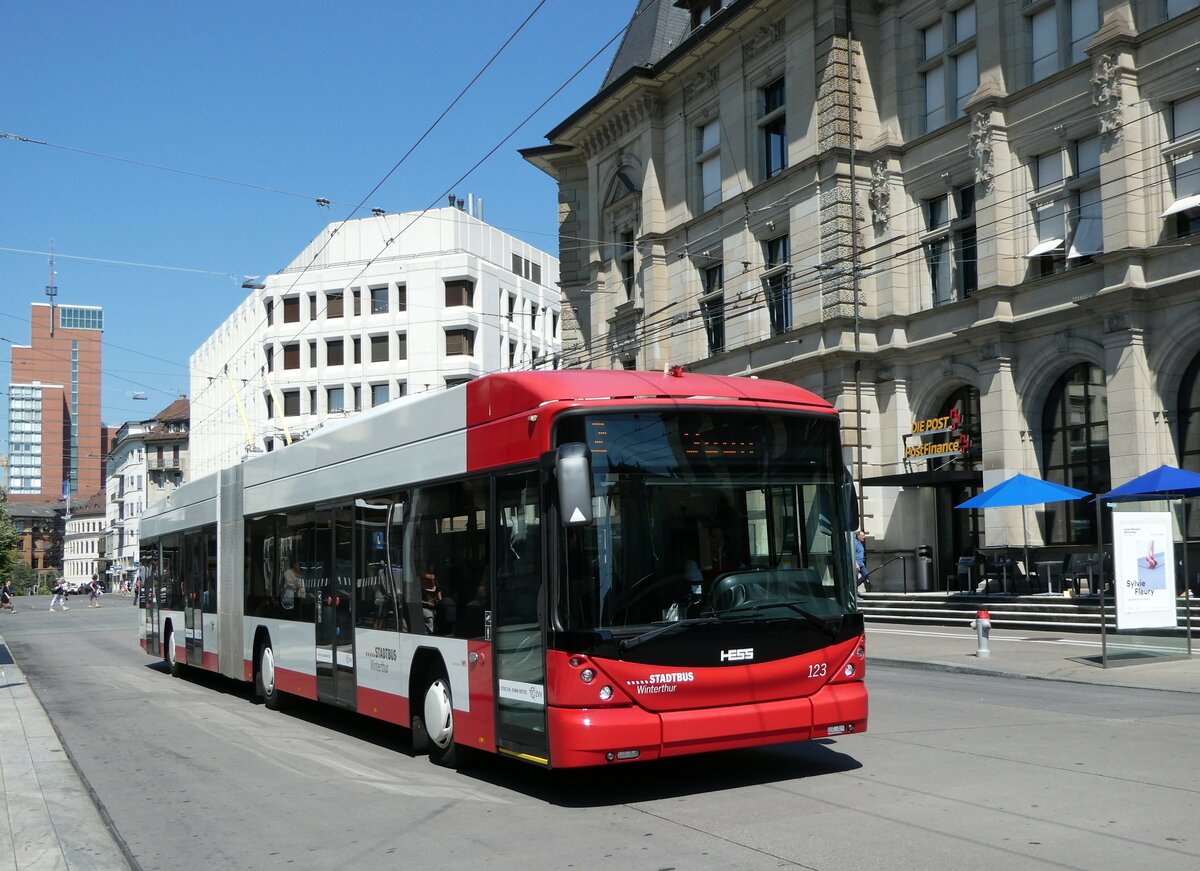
<box><xmin>10</xmin><ymin>563</ymin><xmax>41</xmax><ymax>595</ymax></box>
<box><xmin>0</xmin><ymin>491</ymin><xmax>20</xmax><ymax>579</ymax></box>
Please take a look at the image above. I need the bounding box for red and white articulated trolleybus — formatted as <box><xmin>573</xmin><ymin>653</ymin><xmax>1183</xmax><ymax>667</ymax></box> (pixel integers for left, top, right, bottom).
<box><xmin>139</xmin><ymin>370</ymin><xmax>867</xmax><ymax>768</ymax></box>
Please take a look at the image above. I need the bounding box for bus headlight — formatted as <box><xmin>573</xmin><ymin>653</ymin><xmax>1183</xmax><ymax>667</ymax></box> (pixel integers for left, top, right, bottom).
<box><xmin>844</xmin><ymin>663</ymin><xmax>856</xmax><ymax>677</ymax></box>
<box><xmin>598</xmin><ymin>685</ymin><xmax>613</xmax><ymax>701</ymax></box>
<box><xmin>580</xmin><ymin>668</ymin><xmax>595</xmax><ymax>683</ymax></box>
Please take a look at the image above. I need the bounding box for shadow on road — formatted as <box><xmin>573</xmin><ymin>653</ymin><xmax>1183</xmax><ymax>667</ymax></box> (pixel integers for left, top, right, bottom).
<box><xmin>463</xmin><ymin>739</ymin><xmax>863</xmax><ymax>807</ymax></box>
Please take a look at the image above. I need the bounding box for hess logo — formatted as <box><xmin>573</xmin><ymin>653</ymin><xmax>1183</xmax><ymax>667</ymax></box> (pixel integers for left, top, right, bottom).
<box><xmin>719</xmin><ymin>647</ymin><xmax>754</xmax><ymax>662</ymax></box>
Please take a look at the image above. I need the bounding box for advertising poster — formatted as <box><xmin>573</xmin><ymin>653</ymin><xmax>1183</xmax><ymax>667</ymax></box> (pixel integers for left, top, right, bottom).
<box><xmin>1112</xmin><ymin>511</ymin><xmax>1177</xmax><ymax>630</ymax></box>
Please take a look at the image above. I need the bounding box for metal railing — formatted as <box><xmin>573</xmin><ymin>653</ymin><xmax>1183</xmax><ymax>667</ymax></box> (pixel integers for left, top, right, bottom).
<box><xmin>868</xmin><ymin>555</ymin><xmax>908</xmax><ymax>593</ymax></box>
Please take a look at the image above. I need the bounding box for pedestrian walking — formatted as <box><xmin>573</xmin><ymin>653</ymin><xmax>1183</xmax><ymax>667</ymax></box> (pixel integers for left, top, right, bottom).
<box><xmin>1</xmin><ymin>581</ymin><xmax>16</xmax><ymax>613</ymax></box>
<box><xmin>854</xmin><ymin>530</ymin><xmax>870</xmax><ymax>593</ymax></box>
<box><xmin>135</xmin><ymin>561</ymin><xmax>149</xmax><ymax>606</ymax></box>
<box><xmin>88</xmin><ymin>574</ymin><xmax>101</xmax><ymax>608</ymax></box>
<box><xmin>50</xmin><ymin>580</ymin><xmax>70</xmax><ymax>611</ymax></box>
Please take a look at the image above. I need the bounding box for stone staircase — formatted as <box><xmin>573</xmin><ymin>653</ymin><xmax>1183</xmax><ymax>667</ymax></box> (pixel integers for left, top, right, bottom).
<box><xmin>859</xmin><ymin>591</ymin><xmax>1200</xmax><ymax>634</ymax></box>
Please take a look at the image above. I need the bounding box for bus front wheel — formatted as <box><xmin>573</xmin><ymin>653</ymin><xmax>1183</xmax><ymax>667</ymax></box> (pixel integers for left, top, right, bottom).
<box><xmin>418</xmin><ymin>669</ymin><xmax>458</xmax><ymax>768</ymax></box>
<box><xmin>256</xmin><ymin>639</ymin><xmax>282</xmax><ymax>710</ymax></box>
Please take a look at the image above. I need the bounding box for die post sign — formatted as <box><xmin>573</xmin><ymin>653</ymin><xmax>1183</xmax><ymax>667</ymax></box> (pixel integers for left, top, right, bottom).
<box><xmin>904</xmin><ymin>408</ymin><xmax>971</xmax><ymax>459</ymax></box>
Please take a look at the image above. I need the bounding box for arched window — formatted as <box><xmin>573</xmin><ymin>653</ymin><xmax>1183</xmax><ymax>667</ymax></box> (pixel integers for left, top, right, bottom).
<box><xmin>1179</xmin><ymin>352</ymin><xmax>1200</xmax><ymax>474</ymax></box>
<box><xmin>934</xmin><ymin>386</ymin><xmax>983</xmax><ymax>567</ymax></box>
<box><xmin>934</xmin><ymin>386</ymin><xmax>982</xmax><ymax>471</ymax></box>
<box><xmin>1041</xmin><ymin>363</ymin><xmax>1109</xmax><ymax>544</ymax></box>
<box><xmin>1178</xmin><ymin>352</ymin><xmax>1200</xmax><ymax>541</ymax></box>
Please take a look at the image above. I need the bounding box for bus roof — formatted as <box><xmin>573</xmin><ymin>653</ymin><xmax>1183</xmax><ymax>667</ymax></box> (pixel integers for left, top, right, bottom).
<box><xmin>466</xmin><ymin>370</ymin><xmax>834</xmax><ymax>427</ymax></box>
<box><xmin>147</xmin><ymin>371</ymin><xmax>837</xmax><ymax>524</ymax></box>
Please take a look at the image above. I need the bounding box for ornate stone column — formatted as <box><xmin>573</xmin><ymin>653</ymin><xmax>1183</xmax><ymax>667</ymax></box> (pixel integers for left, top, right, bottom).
<box><xmin>977</xmin><ymin>347</ymin><xmax>1026</xmax><ymax>549</ymax></box>
<box><xmin>1103</xmin><ymin>318</ymin><xmax>1162</xmax><ymax>483</ymax></box>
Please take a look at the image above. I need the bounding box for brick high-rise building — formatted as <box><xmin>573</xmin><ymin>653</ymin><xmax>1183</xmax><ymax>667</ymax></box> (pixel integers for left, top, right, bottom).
<box><xmin>8</xmin><ymin>302</ymin><xmax>105</xmax><ymax>504</ymax></box>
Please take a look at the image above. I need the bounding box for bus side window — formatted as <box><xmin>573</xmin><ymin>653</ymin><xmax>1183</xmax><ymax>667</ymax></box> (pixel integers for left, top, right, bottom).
<box><xmin>407</xmin><ymin>479</ymin><xmax>489</xmax><ymax>636</ymax></box>
<box><xmin>246</xmin><ymin>515</ymin><xmax>278</xmax><ymax>618</ymax></box>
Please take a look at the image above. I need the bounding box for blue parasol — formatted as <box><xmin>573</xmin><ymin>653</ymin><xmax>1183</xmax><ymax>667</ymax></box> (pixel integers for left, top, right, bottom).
<box><xmin>957</xmin><ymin>474</ymin><xmax>1091</xmax><ymax>509</ymax></box>
<box><xmin>1100</xmin><ymin>465</ymin><xmax>1200</xmax><ymax>501</ymax></box>
<box><xmin>956</xmin><ymin>474</ymin><xmax>1091</xmax><ymax>588</ymax></box>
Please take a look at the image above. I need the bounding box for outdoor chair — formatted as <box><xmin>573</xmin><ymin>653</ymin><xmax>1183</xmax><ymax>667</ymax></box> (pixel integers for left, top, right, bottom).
<box><xmin>981</xmin><ymin>554</ymin><xmax>1015</xmax><ymax>594</ymax></box>
<box><xmin>955</xmin><ymin>556</ymin><xmax>975</xmax><ymax>593</ymax></box>
<box><xmin>1063</xmin><ymin>553</ymin><xmax>1101</xmax><ymax>595</ymax></box>
<box><xmin>1012</xmin><ymin>560</ymin><xmax>1033</xmax><ymax>595</ymax></box>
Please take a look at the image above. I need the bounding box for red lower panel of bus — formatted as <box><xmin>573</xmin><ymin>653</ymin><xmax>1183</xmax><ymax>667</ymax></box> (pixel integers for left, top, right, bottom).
<box><xmin>464</xmin><ymin>641</ymin><xmax>496</xmax><ymax>753</ymax></box>
<box><xmin>546</xmin><ymin>682</ymin><xmax>867</xmax><ymax>768</ymax></box>
<box><xmin>275</xmin><ymin>666</ymin><xmax>317</xmax><ymax>700</ymax></box>
<box><xmin>358</xmin><ymin>686</ymin><xmax>409</xmax><ymax>726</ymax></box>
<box><xmin>202</xmin><ymin>651</ymin><xmax>218</xmax><ymax>671</ymax></box>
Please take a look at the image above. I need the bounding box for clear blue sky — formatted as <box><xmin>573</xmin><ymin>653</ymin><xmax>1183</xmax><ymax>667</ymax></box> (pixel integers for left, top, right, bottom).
<box><xmin>0</xmin><ymin>0</ymin><xmax>636</xmax><ymax>450</ymax></box>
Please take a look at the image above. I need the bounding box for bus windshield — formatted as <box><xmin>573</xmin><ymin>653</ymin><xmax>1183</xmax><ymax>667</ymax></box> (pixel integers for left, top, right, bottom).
<box><xmin>556</xmin><ymin>410</ymin><xmax>856</xmax><ymax>634</ymax></box>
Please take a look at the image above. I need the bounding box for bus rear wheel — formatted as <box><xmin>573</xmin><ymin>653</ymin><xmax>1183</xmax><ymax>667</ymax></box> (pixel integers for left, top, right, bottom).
<box><xmin>165</xmin><ymin>626</ymin><xmax>184</xmax><ymax>677</ymax></box>
<box><xmin>417</xmin><ymin>669</ymin><xmax>459</xmax><ymax>768</ymax></box>
<box><xmin>256</xmin><ymin>639</ymin><xmax>282</xmax><ymax>710</ymax></box>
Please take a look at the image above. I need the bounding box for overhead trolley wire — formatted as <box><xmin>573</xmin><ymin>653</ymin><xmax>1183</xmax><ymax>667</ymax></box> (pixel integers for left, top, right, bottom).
<box><xmin>188</xmin><ymin>5</ymin><xmax>636</xmax><ymax>434</ymax></box>
<box><xmin>186</xmin><ymin>0</ymin><xmax>557</xmax><ymax>413</ymax></box>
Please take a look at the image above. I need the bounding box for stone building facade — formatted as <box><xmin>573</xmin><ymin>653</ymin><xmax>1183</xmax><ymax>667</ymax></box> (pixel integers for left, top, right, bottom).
<box><xmin>523</xmin><ymin>0</ymin><xmax>1200</xmax><ymax>588</ymax></box>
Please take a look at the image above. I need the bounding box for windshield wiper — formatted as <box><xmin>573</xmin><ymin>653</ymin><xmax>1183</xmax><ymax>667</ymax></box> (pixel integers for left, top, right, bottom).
<box><xmin>618</xmin><ymin>617</ymin><xmax>721</xmax><ymax>652</ymax></box>
<box><xmin>720</xmin><ymin>601</ymin><xmax>844</xmax><ymax>637</ymax></box>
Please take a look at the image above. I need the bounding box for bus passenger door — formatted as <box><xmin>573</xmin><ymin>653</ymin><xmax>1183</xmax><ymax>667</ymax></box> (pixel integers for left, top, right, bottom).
<box><xmin>184</xmin><ymin>532</ymin><xmax>204</xmax><ymax>667</ymax></box>
<box><xmin>316</xmin><ymin>506</ymin><xmax>356</xmax><ymax>708</ymax></box>
<box><xmin>143</xmin><ymin>550</ymin><xmax>160</xmax><ymax>656</ymax></box>
<box><xmin>494</xmin><ymin>472</ymin><xmax>548</xmax><ymax>761</ymax></box>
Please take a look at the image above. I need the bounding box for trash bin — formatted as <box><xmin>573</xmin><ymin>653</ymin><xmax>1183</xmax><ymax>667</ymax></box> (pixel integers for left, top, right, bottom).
<box><xmin>914</xmin><ymin>545</ymin><xmax>933</xmax><ymax>592</ymax></box>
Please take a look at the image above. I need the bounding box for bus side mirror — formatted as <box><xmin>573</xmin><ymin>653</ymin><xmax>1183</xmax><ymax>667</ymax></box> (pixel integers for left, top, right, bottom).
<box><xmin>556</xmin><ymin>443</ymin><xmax>593</xmax><ymax>526</ymax></box>
<box><xmin>844</xmin><ymin>466</ymin><xmax>859</xmax><ymax>529</ymax></box>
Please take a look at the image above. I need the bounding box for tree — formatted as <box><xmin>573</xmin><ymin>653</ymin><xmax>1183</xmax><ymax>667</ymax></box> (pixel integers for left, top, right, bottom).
<box><xmin>10</xmin><ymin>562</ymin><xmax>41</xmax><ymax>595</ymax></box>
<box><xmin>0</xmin><ymin>491</ymin><xmax>19</xmax><ymax>579</ymax></box>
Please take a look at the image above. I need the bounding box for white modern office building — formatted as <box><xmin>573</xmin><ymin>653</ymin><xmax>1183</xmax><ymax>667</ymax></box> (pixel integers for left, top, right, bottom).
<box><xmin>63</xmin><ymin>490</ymin><xmax>106</xmax><ymax>586</ymax></box>
<box><xmin>189</xmin><ymin>204</ymin><xmax>561</xmax><ymax>478</ymax></box>
<box><xmin>105</xmin><ymin>420</ymin><xmax>148</xmax><ymax>580</ymax></box>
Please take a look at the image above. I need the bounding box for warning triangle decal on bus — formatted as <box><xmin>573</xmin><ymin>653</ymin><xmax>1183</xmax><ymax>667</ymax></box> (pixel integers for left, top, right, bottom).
<box><xmin>570</xmin><ymin>507</ymin><xmax>587</xmax><ymax>523</ymax></box>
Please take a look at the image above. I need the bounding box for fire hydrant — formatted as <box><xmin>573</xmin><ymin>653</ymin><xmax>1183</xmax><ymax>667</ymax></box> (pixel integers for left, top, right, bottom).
<box><xmin>970</xmin><ymin>609</ymin><xmax>991</xmax><ymax>657</ymax></box>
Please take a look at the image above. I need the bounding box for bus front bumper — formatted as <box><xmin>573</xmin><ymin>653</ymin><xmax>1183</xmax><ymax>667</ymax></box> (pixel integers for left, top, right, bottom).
<box><xmin>545</xmin><ymin>681</ymin><xmax>867</xmax><ymax>768</ymax></box>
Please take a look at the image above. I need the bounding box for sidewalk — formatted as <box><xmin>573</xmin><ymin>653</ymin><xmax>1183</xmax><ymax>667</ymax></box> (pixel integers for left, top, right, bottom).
<box><xmin>0</xmin><ymin>629</ymin><xmax>130</xmax><ymax>871</ymax></box>
<box><xmin>867</xmin><ymin>623</ymin><xmax>1200</xmax><ymax>693</ymax></box>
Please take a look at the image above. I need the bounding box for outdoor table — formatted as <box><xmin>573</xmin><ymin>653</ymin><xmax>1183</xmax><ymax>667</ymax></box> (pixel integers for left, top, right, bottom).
<box><xmin>1036</xmin><ymin>560</ymin><xmax>1061</xmax><ymax>594</ymax></box>
<box><xmin>981</xmin><ymin>554</ymin><xmax>1013</xmax><ymax>594</ymax></box>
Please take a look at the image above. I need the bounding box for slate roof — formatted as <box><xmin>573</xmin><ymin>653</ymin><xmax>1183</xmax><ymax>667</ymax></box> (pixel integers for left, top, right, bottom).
<box><xmin>601</xmin><ymin>0</ymin><xmax>691</xmax><ymax>90</ymax></box>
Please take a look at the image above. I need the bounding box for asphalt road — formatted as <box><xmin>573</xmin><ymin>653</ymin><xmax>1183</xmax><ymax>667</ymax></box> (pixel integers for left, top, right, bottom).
<box><xmin>4</xmin><ymin>597</ymin><xmax>1200</xmax><ymax>870</ymax></box>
